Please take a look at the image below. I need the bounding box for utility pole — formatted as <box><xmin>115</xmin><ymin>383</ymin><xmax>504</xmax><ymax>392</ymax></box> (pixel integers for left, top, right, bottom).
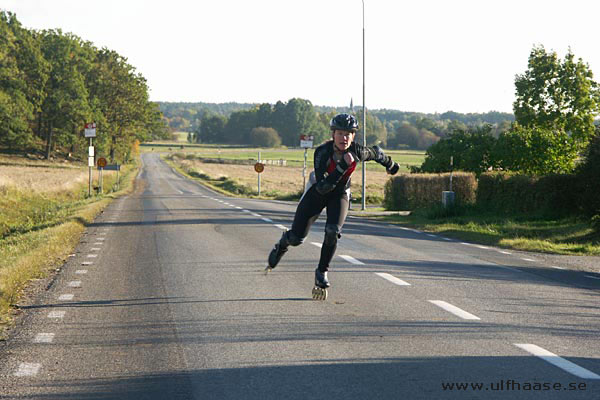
<box><xmin>361</xmin><ymin>0</ymin><xmax>367</xmax><ymax>211</ymax></box>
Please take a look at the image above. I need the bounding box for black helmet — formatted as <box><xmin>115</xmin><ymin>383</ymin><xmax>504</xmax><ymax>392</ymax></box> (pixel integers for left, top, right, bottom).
<box><xmin>330</xmin><ymin>113</ymin><xmax>358</xmax><ymax>132</ymax></box>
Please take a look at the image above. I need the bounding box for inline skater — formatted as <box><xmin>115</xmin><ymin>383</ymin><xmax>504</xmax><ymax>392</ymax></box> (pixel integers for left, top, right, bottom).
<box><xmin>266</xmin><ymin>113</ymin><xmax>400</xmax><ymax>300</ymax></box>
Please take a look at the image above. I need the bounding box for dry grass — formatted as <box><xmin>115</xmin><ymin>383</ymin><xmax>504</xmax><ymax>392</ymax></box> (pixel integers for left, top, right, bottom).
<box><xmin>0</xmin><ymin>155</ymin><xmax>118</xmax><ymax>194</ymax></box>
<box><xmin>178</xmin><ymin>159</ymin><xmax>393</xmax><ymax>198</ymax></box>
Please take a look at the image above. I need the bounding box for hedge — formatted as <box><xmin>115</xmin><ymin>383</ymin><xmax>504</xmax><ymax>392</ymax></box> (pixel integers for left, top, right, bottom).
<box><xmin>476</xmin><ymin>172</ymin><xmax>581</xmax><ymax>216</ymax></box>
<box><xmin>384</xmin><ymin>172</ymin><xmax>477</xmax><ymax>210</ymax></box>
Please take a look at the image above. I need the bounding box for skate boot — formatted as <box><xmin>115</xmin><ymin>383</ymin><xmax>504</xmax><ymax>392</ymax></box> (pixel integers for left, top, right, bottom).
<box><xmin>312</xmin><ymin>268</ymin><xmax>330</xmax><ymax>300</ymax></box>
<box><xmin>266</xmin><ymin>231</ymin><xmax>289</xmax><ymax>272</ymax></box>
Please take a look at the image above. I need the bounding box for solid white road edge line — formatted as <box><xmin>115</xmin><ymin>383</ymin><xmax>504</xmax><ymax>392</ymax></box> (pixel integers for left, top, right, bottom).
<box><xmin>514</xmin><ymin>344</ymin><xmax>600</xmax><ymax>380</ymax></box>
<box><xmin>428</xmin><ymin>300</ymin><xmax>481</xmax><ymax>320</ymax></box>
<box><xmin>585</xmin><ymin>275</ymin><xmax>600</xmax><ymax>280</ymax></box>
<box><xmin>375</xmin><ymin>272</ymin><xmax>411</xmax><ymax>286</ymax></box>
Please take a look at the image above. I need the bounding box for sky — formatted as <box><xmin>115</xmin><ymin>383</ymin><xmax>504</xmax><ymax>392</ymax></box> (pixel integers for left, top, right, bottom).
<box><xmin>2</xmin><ymin>0</ymin><xmax>599</xmax><ymax>114</ymax></box>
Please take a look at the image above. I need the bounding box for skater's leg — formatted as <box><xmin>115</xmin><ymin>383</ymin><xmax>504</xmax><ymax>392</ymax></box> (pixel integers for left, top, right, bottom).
<box><xmin>268</xmin><ymin>187</ymin><xmax>325</xmax><ymax>269</ymax></box>
<box><xmin>317</xmin><ymin>193</ymin><xmax>349</xmax><ymax>272</ymax></box>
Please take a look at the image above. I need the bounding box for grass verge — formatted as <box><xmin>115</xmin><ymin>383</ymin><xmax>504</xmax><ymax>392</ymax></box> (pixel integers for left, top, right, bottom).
<box><xmin>0</xmin><ymin>163</ymin><xmax>139</xmax><ymax>338</ymax></box>
<box><xmin>375</xmin><ymin>205</ymin><xmax>600</xmax><ymax>255</ymax></box>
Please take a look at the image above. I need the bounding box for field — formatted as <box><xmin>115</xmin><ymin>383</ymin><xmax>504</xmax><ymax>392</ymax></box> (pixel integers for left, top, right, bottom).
<box><xmin>0</xmin><ymin>154</ymin><xmax>137</xmax><ymax>334</ymax></box>
<box><xmin>166</xmin><ymin>146</ymin><xmax>422</xmax><ymax>203</ymax></box>
<box><xmin>145</xmin><ymin>143</ymin><xmax>426</xmax><ymax>172</ymax></box>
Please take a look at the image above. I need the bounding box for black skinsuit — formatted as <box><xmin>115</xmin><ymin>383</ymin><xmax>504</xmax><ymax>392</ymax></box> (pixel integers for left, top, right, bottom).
<box><xmin>288</xmin><ymin>140</ymin><xmax>395</xmax><ymax>272</ymax></box>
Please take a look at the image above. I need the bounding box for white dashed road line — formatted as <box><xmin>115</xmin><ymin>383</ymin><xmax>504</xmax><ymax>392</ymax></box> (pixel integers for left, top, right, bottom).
<box><xmin>521</xmin><ymin>258</ymin><xmax>537</xmax><ymax>262</ymax></box>
<box><xmin>375</xmin><ymin>272</ymin><xmax>411</xmax><ymax>286</ymax></box>
<box><xmin>498</xmin><ymin>250</ymin><xmax>512</xmax><ymax>255</ymax></box>
<box><xmin>33</xmin><ymin>333</ymin><xmax>55</xmax><ymax>344</ymax></box>
<box><xmin>339</xmin><ymin>255</ymin><xmax>365</xmax><ymax>265</ymax></box>
<box><xmin>428</xmin><ymin>300</ymin><xmax>481</xmax><ymax>320</ymax></box>
<box><xmin>75</xmin><ymin>270</ymin><xmax>88</xmax><ymax>274</ymax></box>
<box><xmin>275</xmin><ymin>224</ymin><xmax>287</xmax><ymax>230</ymax></box>
<box><xmin>261</xmin><ymin>218</ymin><xmax>273</xmax><ymax>223</ymax></box>
<box><xmin>58</xmin><ymin>294</ymin><xmax>74</xmax><ymax>301</ymax></box>
<box><xmin>68</xmin><ymin>281</ymin><xmax>82</xmax><ymax>288</ymax></box>
<box><xmin>87</xmin><ymin>254</ymin><xmax>97</xmax><ymax>258</ymax></box>
<box><xmin>81</xmin><ymin>261</ymin><xmax>93</xmax><ymax>266</ymax></box>
<box><xmin>48</xmin><ymin>311</ymin><xmax>66</xmax><ymax>319</ymax></box>
<box><xmin>311</xmin><ymin>242</ymin><xmax>322</xmax><ymax>248</ymax></box>
<box><xmin>514</xmin><ymin>344</ymin><xmax>600</xmax><ymax>380</ymax></box>
<box><xmin>14</xmin><ymin>363</ymin><xmax>41</xmax><ymax>377</ymax></box>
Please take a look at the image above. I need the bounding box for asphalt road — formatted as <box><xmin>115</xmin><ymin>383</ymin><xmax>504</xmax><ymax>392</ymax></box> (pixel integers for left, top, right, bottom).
<box><xmin>1</xmin><ymin>152</ymin><xmax>599</xmax><ymax>399</ymax></box>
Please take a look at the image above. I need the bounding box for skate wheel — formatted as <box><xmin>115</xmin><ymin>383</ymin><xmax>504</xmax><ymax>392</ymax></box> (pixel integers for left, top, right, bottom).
<box><xmin>265</xmin><ymin>266</ymin><xmax>273</xmax><ymax>275</ymax></box>
<box><xmin>312</xmin><ymin>287</ymin><xmax>328</xmax><ymax>301</ymax></box>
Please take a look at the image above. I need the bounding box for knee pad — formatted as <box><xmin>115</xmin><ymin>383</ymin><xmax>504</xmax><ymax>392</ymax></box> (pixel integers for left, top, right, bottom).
<box><xmin>285</xmin><ymin>230</ymin><xmax>304</xmax><ymax>246</ymax></box>
<box><xmin>323</xmin><ymin>224</ymin><xmax>341</xmax><ymax>246</ymax></box>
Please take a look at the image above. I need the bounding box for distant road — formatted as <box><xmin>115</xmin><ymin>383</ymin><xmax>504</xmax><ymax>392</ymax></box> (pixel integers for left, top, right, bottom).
<box><xmin>0</xmin><ymin>153</ymin><xmax>598</xmax><ymax>399</ymax></box>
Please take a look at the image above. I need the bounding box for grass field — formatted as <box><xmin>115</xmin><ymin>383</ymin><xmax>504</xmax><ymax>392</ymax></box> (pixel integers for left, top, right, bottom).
<box><xmin>166</xmin><ymin>152</ymin><xmax>398</xmax><ymax>204</ymax></box>
<box><xmin>0</xmin><ymin>154</ymin><xmax>138</xmax><ymax>336</ymax></box>
<box><xmin>144</xmin><ymin>143</ymin><xmax>426</xmax><ymax>173</ymax></box>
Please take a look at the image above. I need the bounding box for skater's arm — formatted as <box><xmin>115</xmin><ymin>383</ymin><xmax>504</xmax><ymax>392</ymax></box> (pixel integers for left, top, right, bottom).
<box><xmin>355</xmin><ymin>143</ymin><xmax>400</xmax><ymax>175</ymax></box>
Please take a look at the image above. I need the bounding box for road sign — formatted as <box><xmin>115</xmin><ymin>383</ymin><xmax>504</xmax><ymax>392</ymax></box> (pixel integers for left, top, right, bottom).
<box><xmin>88</xmin><ymin>156</ymin><xmax>95</xmax><ymax>167</ymax></box>
<box><xmin>97</xmin><ymin>157</ymin><xmax>107</xmax><ymax>168</ymax></box>
<box><xmin>84</xmin><ymin>123</ymin><xmax>96</xmax><ymax>138</ymax></box>
<box><xmin>300</xmin><ymin>135</ymin><xmax>314</xmax><ymax>148</ymax></box>
<box><xmin>254</xmin><ymin>162</ymin><xmax>265</xmax><ymax>173</ymax></box>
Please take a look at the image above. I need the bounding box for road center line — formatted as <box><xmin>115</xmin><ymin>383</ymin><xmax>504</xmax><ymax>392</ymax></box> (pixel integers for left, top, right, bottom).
<box><xmin>375</xmin><ymin>272</ymin><xmax>411</xmax><ymax>286</ymax></box>
<box><xmin>428</xmin><ymin>300</ymin><xmax>481</xmax><ymax>320</ymax></box>
<box><xmin>339</xmin><ymin>255</ymin><xmax>365</xmax><ymax>265</ymax></box>
<box><xmin>14</xmin><ymin>363</ymin><xmax>41</xmax><ymax>377</ymax></box>
<box><xmin>514</xmin><ymin>344</ymin><xmax>600</xmax><ymax>379</ymax></box>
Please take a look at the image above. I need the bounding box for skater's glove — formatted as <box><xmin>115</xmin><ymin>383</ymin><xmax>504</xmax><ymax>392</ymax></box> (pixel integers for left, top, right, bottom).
<box><xmin>386</xmin><ymin>161</ymin><xmax>400</xmax><ymax>175</ymax></box>
<box><xmin>373</xmin><ymin>145</ymin><xmax>386</xmax><ymax>163</ymax></box>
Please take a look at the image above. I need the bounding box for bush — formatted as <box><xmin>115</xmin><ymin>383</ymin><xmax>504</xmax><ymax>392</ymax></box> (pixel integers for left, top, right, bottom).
<box><xmin>384</xmin><ymin>172</ymin><xmax>476</xmax><ymax>210</ymax></box>
<box><xmin>250</xmin><ymin>127</ymin><xmax>281</xmax><ymax>147</ymax></box>
<box><xmin>576</xmin><ymin>127</ymin><xmax>600</xmax><ymax>216</ymax></box>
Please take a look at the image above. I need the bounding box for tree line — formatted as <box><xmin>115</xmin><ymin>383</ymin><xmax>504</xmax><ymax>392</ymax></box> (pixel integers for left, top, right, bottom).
<box><xmin>159</xmin><ymin>100</ymin><xmax>514</xmax><ymax>150</ymax></box>
<box><xmin>418</xmin><ymin>46</ymin><xmax>600</xmax><ymax>176</ymax></box>
<box><xmin>0</xmin><ymin>11</ymin><xmax>168</xmax><ymax>161</ymax></box>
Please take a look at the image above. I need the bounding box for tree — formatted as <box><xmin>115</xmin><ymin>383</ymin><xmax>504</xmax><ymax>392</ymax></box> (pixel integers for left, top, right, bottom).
<box><xmin>198</xmin><ymin>114</ymin><xmax>226</xmax><ymax>143</ymax></box>
<box><xmin>514</xmin><ymin>46</ymin><xmax>600</xmax><ymax>151</ymax></box>
<box><xmin>495</xmin><ymin>124</ymin><xmax>578</xmax><ymax>175</ymax></box>
<box><xmin>418</xmin><ymin>125</ymin><xmax>497</xmax><ymax>174</ymax></box>
<box><xmin>250</xmin><ymin>127</ymin><xmax>281</xmax><ymax>147</ymax></box>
